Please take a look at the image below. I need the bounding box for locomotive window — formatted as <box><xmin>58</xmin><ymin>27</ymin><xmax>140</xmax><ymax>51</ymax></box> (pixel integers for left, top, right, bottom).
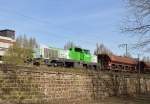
<box><xmin>84</xmin><ymin>50</ymin><xmax>90</xmax><ymax>54</ymax></box>
<box><xmin>75</xmin><ymin>48</ymin><xmax>82</xmax><ymax>52</ymax></box>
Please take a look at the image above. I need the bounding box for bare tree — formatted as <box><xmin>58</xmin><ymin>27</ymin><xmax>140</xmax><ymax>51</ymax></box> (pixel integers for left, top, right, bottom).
<box><xmin>64</xmin><ymin>41</ymin><xmax>76</xmax><ymax>50</ymax></box>
<box><xmin>16</xmin><ymin>35</ymin><xmax>38</xmax><ymax>49</ymax></box>
<box><xmin>29</xmin><ymin>37</ymin><xmax>38</xmax><ymax>49</ymax></box>
<box><xmin>94</xmin><ymin>43</ymin><xmax>113</xmax><ymax>55</ymax></box>
<box><xmin>3</xmin><ymin>35</ymin><xmax>38</xmax><ymax>65</ymax></box>
<box><xmin>123</xmin><ymin>0</ymin><xmax>150</xmax><ymax>52</ymax></box>
<box><xmin>142</xmin><ymin>56</ymin><xmax>150</xmax><ymax>62</ymax></box>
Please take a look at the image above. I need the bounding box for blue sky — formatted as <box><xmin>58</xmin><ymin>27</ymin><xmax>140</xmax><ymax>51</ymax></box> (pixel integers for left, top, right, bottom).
<box><xmin>0</xmin><ymin>0</ymin><xmax>147</xmax><ymax>57</ymax></box>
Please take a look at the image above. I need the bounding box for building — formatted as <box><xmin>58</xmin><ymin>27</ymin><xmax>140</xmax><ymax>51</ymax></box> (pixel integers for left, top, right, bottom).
<box><xmin>0</xmin><ymin>29</ymin><xmax>15</xmax><ymax>62</ymax></box>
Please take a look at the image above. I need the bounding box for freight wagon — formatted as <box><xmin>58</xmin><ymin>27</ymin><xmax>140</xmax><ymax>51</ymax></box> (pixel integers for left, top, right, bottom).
<box><xmin>97</xmin><ymin>54</ymin><xmax>150</xmax><ymax>73</ymax></box>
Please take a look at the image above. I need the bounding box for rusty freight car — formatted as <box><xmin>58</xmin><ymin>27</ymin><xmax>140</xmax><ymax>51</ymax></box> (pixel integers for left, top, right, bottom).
<box><xmin>97</xmin><ymin>54</ymin><xmax>137</xmax><ymax>72</ymax></box>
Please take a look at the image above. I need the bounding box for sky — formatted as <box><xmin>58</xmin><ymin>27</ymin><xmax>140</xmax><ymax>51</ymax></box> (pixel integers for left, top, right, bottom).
<box><xmin>0</xmin><ymin>0</ymin><xmax>148</xmax><ymax>57</ymax></box>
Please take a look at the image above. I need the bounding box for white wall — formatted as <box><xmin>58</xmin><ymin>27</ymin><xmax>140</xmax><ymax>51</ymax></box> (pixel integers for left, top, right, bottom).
<box><xmin>0</xmin><ymin>36</ymin><xmax>15</xmax><ymax>56</ymax></box>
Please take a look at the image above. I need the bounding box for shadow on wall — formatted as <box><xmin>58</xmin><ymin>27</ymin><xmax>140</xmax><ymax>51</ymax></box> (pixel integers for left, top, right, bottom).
<box><xmin>90</xmin><ymin>71</ymin><xmax>150</xmax><ymax>101</ymax></box>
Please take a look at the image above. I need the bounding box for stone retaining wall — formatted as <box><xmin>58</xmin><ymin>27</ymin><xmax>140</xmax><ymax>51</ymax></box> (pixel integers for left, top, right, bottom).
<box><xmin>0</xmin><ymin>66</ymin><xmax>150</xmax><ymax>104</ymax></box>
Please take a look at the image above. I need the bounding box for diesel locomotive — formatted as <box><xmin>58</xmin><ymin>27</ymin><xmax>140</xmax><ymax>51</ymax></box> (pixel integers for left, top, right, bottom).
<box><xmin>33</xmin><ymin>45</ymin><xmax>98</xmax><ymax>69</ymax></box>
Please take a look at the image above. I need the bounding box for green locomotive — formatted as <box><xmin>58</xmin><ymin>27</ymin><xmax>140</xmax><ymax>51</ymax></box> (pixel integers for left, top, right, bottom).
<box><xmin>33</xmin><ymin>45</ymin><xmax>97</xmax><ymax>68</ymax></box>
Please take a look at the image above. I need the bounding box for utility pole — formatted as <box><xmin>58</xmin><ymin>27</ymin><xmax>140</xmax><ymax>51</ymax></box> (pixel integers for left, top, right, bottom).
<box><xmin>138</xmin><ymin>54</ymin><xmax>140</xmax><ymax>74</ymax></box>
<box><xmin>119</xmin><ymin>43</ymin><xmax>128</xmax><ymax>56</ymax></box>
<box><xmin>137</xmin><ymin>53</ymin><xmax>141</xmax><ymax>94</ymax></box>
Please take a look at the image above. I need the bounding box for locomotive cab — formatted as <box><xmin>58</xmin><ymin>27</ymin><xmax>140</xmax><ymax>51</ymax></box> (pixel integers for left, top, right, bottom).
<box><xmin>69</xmin><ymin>47</ymin><xmax>83</xmax><ymax>61</ymax></box>
<box><xmin>69</xmin><ymin>47</ymin><xmax>92</xmax><ymax>63</ymax></box>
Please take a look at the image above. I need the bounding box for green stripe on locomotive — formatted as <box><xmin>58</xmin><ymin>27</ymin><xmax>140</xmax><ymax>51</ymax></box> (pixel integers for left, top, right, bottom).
<box><xmin>68</xmin><ymin>47</ymin><xmax>92</xmax><ymax>63</ymax></box>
